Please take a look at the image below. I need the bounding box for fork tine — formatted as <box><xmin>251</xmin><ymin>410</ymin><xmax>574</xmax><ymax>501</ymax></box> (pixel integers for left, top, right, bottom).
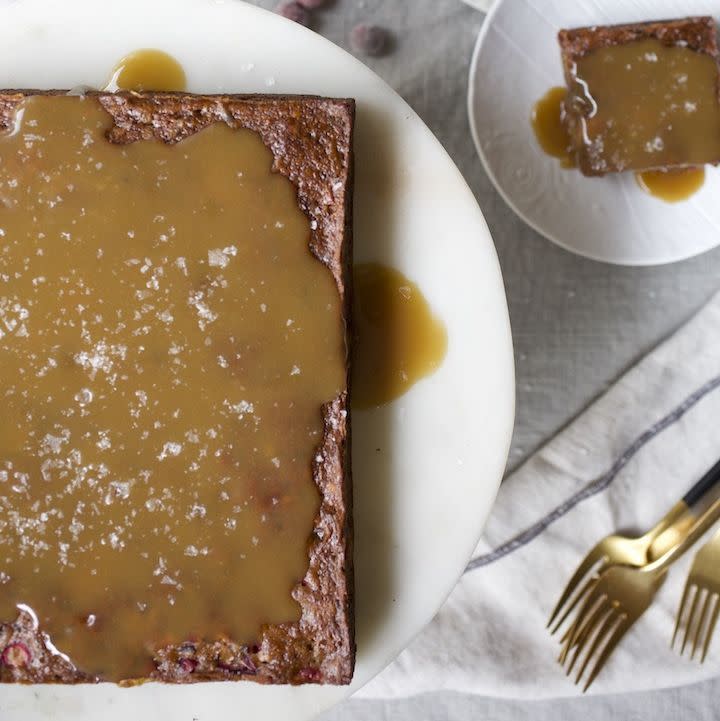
<box><xmin>558</xmin><ymin>590</ymin><xmax>596</xmax><ymax>665</ymax></box>
<box><xmin>565</xmin><ymin>602</ymin><xmax>608</xmax><ymax>677</ymax></box>
<box><xmin>565</xmin><ymin>602</ymin><xmax>610</xmax><ymax>678</ymax></box>
<box><xmin>561</xmin><ymin>593</ymin><xmax>608</xmax><ymax>671</ymax></box>
<box><xmin>691</xmin><ymin>589</ymin><xmax>712</xmax><ymax>660</ymax></box>
<box><xmin>701</xmin><ymin>594</ymin><xmax>720</xmax><ymax>663</ymax></box>
<box><xmin>575</xmin><ymin>607</ymin><xmax>618</xmax><ymax>686</ymax></box>
<box><xmin>551</xmin><ymin>572</ymin><xmax>602</xmax><ymax>637</ymax></box>
<box><xmin>672</xmin><ymin>581</ymin><xmax>693</xmax><ymax>649</ymax></box>
<box><xmin>548</xmin><ymin>551</ymin><xmax>606</xmax><ymax>631</ymax></box>
<box><xmin>582</xmin><ymin>614</ymin><xmax>628</xmax><ymax>692</ymax></box>
<box><xmin>682</xmin><ymin>585</ymin><xmax>701</xmax><ymax>655</ymax></box>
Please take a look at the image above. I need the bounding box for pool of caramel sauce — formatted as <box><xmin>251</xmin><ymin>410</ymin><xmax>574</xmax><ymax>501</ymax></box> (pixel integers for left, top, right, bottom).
<box><xmin>634</xmin><ymin>167</ymin><xmax>706</xmax><ymax>203</ymax></box>
<box><xmin>106</xmin><ymin>49</ymin><xmax>187</xmax><ymax>92</ymax></box>
<box><xmin>352</xmin><ymin>263</ymin><xmax>447</xmax><ymax>410</ymax></box>
<box><xmin>531</xmin><ymin>87</ymin><xmax>575</xmax><ymax>169</ymax></box>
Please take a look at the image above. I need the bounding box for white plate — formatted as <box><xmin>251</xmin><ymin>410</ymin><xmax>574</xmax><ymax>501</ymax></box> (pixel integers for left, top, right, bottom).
<box><xmin>0</xmin><ymin>1</ymin><xmax>515</xmax><ymax>719</ymax></box>
<box><xmin>469</xmin><ymin>0</ymin><xmax>720</xmax><ymax>266</ymax></box>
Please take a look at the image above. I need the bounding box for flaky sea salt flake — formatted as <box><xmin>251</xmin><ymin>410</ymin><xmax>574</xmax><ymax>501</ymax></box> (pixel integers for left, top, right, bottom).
<box><xmin>158</xmin><ymin>441</ymin><xmax>183</xmax><ymax>461</ymax></box>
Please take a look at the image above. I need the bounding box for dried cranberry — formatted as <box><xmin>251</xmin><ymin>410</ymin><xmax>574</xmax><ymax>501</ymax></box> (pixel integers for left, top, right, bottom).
<box><xmin>350</xmin><ymin>23</ymin><xmax>390</xmax><ymax>56</ymax></box>
<box><xmin>275</xmin><ymin>2</ymin><xmax>311</xmax><ymax>26</ymax></box>
<box><xmin>297</xmin><ymin>666</ymin><xmax>322</xmax><ymax>683</ymax></box>
<box><xmin>1</xmin><ymin>642</ymin><xmax>31</xmax><ymax>668</ymax></box>
<box><xmin>178</xmin><ymin>657</ymin><xmax>197</xmax><ymax>674</ymax></box>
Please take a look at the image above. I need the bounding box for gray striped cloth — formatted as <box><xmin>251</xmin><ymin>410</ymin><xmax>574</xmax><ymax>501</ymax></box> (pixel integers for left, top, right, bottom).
<box><xmin>359</xmin><ymin>291</ymin><xmax>720</xmax><ymax>700</ymax></box>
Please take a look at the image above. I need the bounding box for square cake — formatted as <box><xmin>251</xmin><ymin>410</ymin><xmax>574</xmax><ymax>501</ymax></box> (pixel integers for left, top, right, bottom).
<box><xmin>558</xmin><ymin>17</ymin><xmax>720</xmax><ymax>176</ymax></box>
<box><xmin>0</xmin><ymin>91</ymin><xmax>354</xmax><ymax>685</ymax></box>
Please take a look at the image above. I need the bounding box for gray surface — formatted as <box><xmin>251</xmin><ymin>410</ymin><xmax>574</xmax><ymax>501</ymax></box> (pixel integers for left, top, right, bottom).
<box><xmin>252</xmin><ymin>0</ymin><xmax>720</xmax><ymax>717</ymax></box>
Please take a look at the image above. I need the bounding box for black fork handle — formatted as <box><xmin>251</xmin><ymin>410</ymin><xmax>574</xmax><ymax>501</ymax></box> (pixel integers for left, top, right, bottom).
<box><xmin>683</xmin><ymin>456</ymin><xmax>720</xmax><ymax>507</ymax></box>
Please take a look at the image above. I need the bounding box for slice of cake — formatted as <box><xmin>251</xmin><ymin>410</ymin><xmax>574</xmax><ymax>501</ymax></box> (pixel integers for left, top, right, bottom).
<box><xmin>0</xmin><ymin>91</ymin><xmax>354</xmax><ymax>685</ymax></box>
<box><xmin>558</xmin><ymin>17</ymin><xmax>720</xmax><ymax>176</ymax></box>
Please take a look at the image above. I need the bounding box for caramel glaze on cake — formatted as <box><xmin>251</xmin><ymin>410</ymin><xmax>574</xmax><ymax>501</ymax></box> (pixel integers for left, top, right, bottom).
<box><xmin>0</xmin><ymin>91</ymin><xmax>354</xmax><ymax>685</ymax></box>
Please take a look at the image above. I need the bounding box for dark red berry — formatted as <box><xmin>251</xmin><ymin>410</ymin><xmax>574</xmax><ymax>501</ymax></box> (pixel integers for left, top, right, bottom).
<box><xmin>178</xmin><ymin>657</ymin><xmax>197</xmax><ymax>674</ymax></box>
<box><xmin>350</xmin><ymin>23</ymin><xmax>390</xmax><ymax>56</ymax></box>
<box><xmin>297</xmin><ymin>0</ymin><xmax>327</xmax><ymax>7</ymax></box>
<box><xmin>1</xmin><ymin>642</ymin><xmax>31</xmax><ymax>668</ymax></box>
<box><xmin>275</xmin><ymin>2</ymin><xmax>311</xmax><ymax>26</ymax></box>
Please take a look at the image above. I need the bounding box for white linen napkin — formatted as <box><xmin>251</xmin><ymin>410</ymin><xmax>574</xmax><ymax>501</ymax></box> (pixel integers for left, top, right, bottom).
<box><xmin>358</xmin><ymin>290</ymin><xmax>720</xmax><ymax>700</ymax></box>
<box><xmin>460</xmin><ymin>0</ymin><xmax>493</xmax><ymax>12</ymax></box>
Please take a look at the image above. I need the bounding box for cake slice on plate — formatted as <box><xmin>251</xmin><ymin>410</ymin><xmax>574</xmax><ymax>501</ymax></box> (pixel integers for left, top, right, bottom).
<box><xmin>558</xmin><ymin>17</ymin><xmax>720</xmax><ymax>176</ymax></box>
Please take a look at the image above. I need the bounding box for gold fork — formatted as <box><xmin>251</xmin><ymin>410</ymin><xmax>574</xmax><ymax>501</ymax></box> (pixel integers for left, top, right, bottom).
<box><xmin>548</xmin><ymin>458</ymin><xmax>720</xmax><ymax>635</ymax></box>
<box><xmin>558</xmin><ymin>497</ymin><xmax>720</xmax><ymax>691</ymax></box>
<box><xmin>672</xmin><ymin>526</ymin><xmax>720</xmax><ymax>662</ymax></box>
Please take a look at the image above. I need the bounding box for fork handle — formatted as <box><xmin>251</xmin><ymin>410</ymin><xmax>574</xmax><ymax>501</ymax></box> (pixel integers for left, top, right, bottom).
<box><xmin>648</xmin><ymin>458</ymin><xmax>720</xmax><ymax>559</ymax></box>
<box><xmin>645</xmin><ymin>498</ymin><xmax>720</xmax><ymax>574</ymax></box>
<box><xmin>683</xmin><ymin>456</ymin><xmax>720</xmax><ymax>506</ymax></box>
<box><xmin>642</xmin><ymin>457</ymin><xmax>720</xmax><ymax>543</ymax></box>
